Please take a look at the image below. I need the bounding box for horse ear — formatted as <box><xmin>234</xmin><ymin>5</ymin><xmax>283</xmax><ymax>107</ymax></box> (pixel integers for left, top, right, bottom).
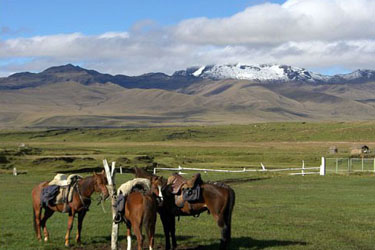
<box><xmin>93</xmin><ymin>171</ymin><xmax>97</xmax><ymax>177</ymax></box>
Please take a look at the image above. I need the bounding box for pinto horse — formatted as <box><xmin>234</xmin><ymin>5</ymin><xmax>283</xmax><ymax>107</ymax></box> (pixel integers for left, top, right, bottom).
<box><xmin>134</xmin><ymin>167</ymin><xmax>236</xmax><ymax>250</ymax></box>
<box><xmin>31</xmin><ymin>171</ymin><xmax>109</xmax><ymax>246</ymax></box>
<box><xmin>122</xmin><ymin>177</ymin><xmax>164</xmax><ymax>250</ymax></box>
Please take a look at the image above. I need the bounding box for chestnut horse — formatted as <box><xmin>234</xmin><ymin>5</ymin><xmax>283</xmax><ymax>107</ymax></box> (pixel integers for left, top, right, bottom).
<box><xmin>134</xmin><ymin>167</ymin><xmax>235</xmax><ymax>250</ymax></box>
<box><xmin>31</xmin><ymin>171</ymin><xmax>109</xmax><ymax>246</ymax></box>
<box><xmin>122</xmin><ymin>177</ymin><xmax>164</xmax><ymax>250</ymax></box>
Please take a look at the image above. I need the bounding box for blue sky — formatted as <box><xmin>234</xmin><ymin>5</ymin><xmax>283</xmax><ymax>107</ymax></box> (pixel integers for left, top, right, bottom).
<box><xmin>1</xmin><ymin>0</ymin><xmax>374</xmax><ymax>76</ymax></box>
<box><xmin>2</xmin><ymin>0</ymin><xmax>285</xmax><ymax>38</ymax></box>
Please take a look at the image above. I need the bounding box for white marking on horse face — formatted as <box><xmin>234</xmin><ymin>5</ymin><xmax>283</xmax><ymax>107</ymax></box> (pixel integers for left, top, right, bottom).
<box><xmin>127</xmin><ymin>235</ymin><xmax>131</xmax><ymax>250</ymax></box>
<box><xmin>158</xmin><ymin>185</ymin><xmax>163</xmax><ymax>201</ymax></box>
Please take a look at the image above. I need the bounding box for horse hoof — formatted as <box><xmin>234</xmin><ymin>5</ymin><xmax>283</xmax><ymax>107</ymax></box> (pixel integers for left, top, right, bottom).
<box><xmin>44</xmin><ymin>237</ymin><xmax>48</xmax><ymax>242</ymax></box>
<box><xmin>65</xmin><ymin>242</ymin><xmax>70</xmax><ymax>247</ymax></box>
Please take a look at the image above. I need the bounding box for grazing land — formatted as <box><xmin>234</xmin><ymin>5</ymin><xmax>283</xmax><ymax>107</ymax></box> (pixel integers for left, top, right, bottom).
<box><xmin>1</xmin><ymin>122</ymin><xmax>375</xmax><ymax>249</ymax></box>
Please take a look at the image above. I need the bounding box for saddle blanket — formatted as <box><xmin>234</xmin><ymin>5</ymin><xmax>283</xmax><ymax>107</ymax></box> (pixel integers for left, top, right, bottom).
<box><xmin>117</xmin><ymin>178</ymin><xmax>150</xmax><ymax>196</ymax></box>
<box><xmin>40</xmin><ymin>185</ymin><xmax>60</xmax><ymax>207</ymax></box>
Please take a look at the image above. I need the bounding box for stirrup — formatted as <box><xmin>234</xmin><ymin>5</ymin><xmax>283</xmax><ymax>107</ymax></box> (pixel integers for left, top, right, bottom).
<box><xmin>113</xmin><ymin>213</ymin><xmax>123</xmax><ymax>224</ymax></box>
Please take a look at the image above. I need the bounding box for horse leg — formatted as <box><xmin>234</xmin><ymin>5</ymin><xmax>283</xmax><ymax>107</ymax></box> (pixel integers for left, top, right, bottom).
<box><xmin>215</xmin><ymin>191</ymin><xmax>235</xmax><ymax>250</ymax></box>
<box><xmin>133</xmin><ymin>223</ymin><xmax>143</xmax><ymax>250</ymax></box>
<box><xmin>170</xmin><ymin>216</ymin><xmax>177</xmax><ymax>249</ymax></box>
<box><xmin>126</xmin><ymin>227</ymin><xmax>132</xmax><ymax>250</ymax></box>
<box><xmin>40</xmin><ymin>208</ymin><xmax>54</xmax><ymax>242</ymax></box>
<box><xmin>144</xmin><ymin>213</ymin><xmax>156</xmax><ymax>250</ymax></box>
<box><xmin>33</xmin><ymin>204</ymin><xmax>42</xmax><ymax>241</ymax></box>
<box><xmin>160</xmin><ymin>212</ymin><xmax>172</xmax><ymax>250</ymax></box>
<box><xmin>75</xmin><ymin>210</ymin><xmax>87</xmax><ymax>244</ymax></box>
<box><xmin>219</xmin><ymin>218</ymin><xmax>230</xmax><ymax>250</ymax></box>
<box><xmin>64</xmin><ymin>211</ymin><xmax>75</xmax><ymax>247</ymax></box>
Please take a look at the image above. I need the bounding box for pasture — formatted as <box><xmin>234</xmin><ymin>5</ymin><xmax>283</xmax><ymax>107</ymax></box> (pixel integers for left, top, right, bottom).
<box><xmin>1</xmin><ymin>122</ymin><xmax>375</xmax><ymax>249</ymax></box>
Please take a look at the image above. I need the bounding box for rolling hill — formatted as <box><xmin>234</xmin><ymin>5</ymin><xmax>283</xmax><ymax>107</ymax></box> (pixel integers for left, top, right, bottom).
<box><xmin>1</xmin><ymin>64</ymin><xmax>375</xmax><ymax>128</ymax></box>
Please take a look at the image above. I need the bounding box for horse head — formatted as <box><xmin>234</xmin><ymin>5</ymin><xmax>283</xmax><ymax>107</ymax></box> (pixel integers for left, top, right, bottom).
<box><xmin>151</xmin><ymin>176</ymin><xmax>164</xmax><ymax>205</ymax></box>
<box><xmin>93</xmin><ymin>170</ymin><xmax>109</xmax><ymax>200</ymax></box>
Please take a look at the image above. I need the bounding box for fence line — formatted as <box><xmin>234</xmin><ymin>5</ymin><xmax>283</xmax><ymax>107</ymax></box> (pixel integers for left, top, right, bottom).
<box><xmin>154</xmin><ymin>157</ymin><xmax>375</xmax><ymax>176</ymax></box>
<box><xmin>154</xmin><ymin>157</ymin><xmax>325</xmax><ymax>176</ymax></box>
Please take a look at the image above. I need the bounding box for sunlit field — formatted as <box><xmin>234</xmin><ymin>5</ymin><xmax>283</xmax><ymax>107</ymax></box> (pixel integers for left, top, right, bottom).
<box><xmin>1</xmin><ymin>122</ymin><xmax>375</xmax><ymax>249</ymax></box>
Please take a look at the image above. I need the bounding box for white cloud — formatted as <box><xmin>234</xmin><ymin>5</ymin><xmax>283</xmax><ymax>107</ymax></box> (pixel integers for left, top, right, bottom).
<box><xmin>1</xmin><ymin>0</ymin><xmax>375</xmax><ymax>77</ymax></box>
<box><xmin>174</xmin><ymin>0</ymin><xmax>375</xmax><ymax>45</ymax></box>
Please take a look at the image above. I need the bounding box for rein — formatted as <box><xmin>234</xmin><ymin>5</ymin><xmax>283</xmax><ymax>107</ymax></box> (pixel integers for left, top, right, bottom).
<box><xmin>75</xmin><ymin>182</ymin><xmax>90</xmax><ymax>210</ymax></box>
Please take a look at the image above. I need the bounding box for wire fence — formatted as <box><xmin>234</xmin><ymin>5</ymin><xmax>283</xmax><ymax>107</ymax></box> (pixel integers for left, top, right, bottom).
<box><xmin>326</xmin><ymin>158</ymin><xmax>375</xmax><ymax>173</ymax></box>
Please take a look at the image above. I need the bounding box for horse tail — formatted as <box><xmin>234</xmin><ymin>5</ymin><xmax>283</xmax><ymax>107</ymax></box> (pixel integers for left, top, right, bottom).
<box><xmin>225</xmin><ymin>187</ymin><xmax>235</xmax><ymax>239</ymax></box>
<box><xmin>32</xmin><ymin>206</ymin><xmax>37</xmax><ymax>235</ymax></box>
<box><xmin>32</xmin><ymin>203</ymin><xmax>41</xmax><ymax>236</ymax></box>
<box><xmin>31</xmin><ymin>184</ymin><xmax>43</xmax><ymax>236</ymax></box>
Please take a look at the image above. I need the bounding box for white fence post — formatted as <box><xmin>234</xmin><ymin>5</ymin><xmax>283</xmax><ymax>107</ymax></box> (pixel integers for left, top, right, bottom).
<box><xmin>103</xmin><ymin>160</ymin><xmax>118</xmax><ymax>250</ymax></box>
<box><xmin>13</xmin><ymin>167</ymin><xmax>17</xmax><ymax>176</ymax></box>
<box><xmin>302</xmin><ymin>160</ymin><xmax>305</xmax><ymax>176</ymax></box>
<box><xmin>320</xmin><ymin>157</ymin><xmax>326</xmax><ymax>176</ymax></box>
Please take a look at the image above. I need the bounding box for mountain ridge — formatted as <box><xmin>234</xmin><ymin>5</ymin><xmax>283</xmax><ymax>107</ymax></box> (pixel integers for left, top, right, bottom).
<box><xmin>2</xmin><ymin>64</ymin><xmax>375</xmax><ymax>91</ymax></box>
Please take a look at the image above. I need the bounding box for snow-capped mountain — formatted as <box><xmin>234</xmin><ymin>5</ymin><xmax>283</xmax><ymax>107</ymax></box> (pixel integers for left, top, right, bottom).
<box><xmin>173</xmin><ymin>64</ymin><xmax>375</xmax><ymax>84</ymax></box>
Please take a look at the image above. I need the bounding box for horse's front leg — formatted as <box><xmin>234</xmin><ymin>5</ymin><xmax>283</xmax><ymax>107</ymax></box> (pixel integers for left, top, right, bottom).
<box><xmin>65</xmin><ymin>211</ymin><xmax>75</xmax><ymax>247</ymax></box>
<box><xmin>160</xmin><ymin>212</ymin><xmax>171</xmax><ymax>250</ymax></box>
<box><xmin>170</xmin><ymin>216</ymin><xmax>177</xmax><ymax>250</ymax></box>
<box><xmin>76</xmin><ymin>210</ymin><xmax>86</xmax><ymax>244</ymax></box>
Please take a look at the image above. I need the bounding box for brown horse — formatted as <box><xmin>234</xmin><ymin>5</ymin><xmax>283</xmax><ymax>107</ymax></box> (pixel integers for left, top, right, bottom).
<box><xmin>31</xmin><ymin>171</ymin><xmax>109</xmax><ymax>246</ymax></box>
<box><xmin>134</xmin><ymin>167</ymin><xmax>235</xmax><ymax>250</ymax></box>
<box><xmin>122</xmin><ymin>177</ymin><xmax>164</xmax><ymax>250</ymax></box>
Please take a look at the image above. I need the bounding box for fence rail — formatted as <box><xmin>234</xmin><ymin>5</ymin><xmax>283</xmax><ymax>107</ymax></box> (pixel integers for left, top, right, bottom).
<box><xmin>154</xmin><ymin>157</ymin><xmax>375</xmax><ymax>176</ymax></box>
<box><xmin>154</xmin><ymin>158</ymin><xmax>325</xmax><ymax>176</ymax></box>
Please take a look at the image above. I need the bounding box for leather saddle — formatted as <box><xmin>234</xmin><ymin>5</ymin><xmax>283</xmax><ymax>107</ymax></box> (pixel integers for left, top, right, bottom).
<box><xmin>168</xmin><ymin>173</ymin><xmax>203</xmax><ymax>208</ymax></box>
<box><xmin>49</xmin><ymin>174</ymin><xmax>82</xmax><ymax>212</ymax></box>
<box><xmin>169</xmin><ymin>173</ymin><xmax>202</xmax><ymax>194</ymax></box>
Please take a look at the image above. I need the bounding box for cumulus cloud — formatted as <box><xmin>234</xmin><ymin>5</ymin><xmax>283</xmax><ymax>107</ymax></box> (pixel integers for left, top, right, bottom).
<box><xmin>174</xmin><ymin>0</ymin><xmax>375</xmax><ymax>45</ymax></box>
<box><xmin>1</xmin><ymin>0</ymin><xmax>375</xmax><ymax>77</ymax></box>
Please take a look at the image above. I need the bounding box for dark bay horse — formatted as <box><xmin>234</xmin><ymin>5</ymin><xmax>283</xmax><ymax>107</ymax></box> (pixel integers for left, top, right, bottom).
<box><xmin>134</xmin><ymin>167</ymin><xmax>235</xmax><ymax>250</ymax></box>
<box><xmin>31</xmin><ymin>171</ymin><xmax>109</xmax><ymax>246</ymax></box>
<box><xmin>122</xmin><ymin>177</ymin><xmax>164</xmax><ymax>250</ymax></box>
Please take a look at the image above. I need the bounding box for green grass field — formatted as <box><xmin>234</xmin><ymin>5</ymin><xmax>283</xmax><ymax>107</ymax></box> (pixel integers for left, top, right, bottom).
<box><xmin>1</xmin><ymin>122</ymin><xmax>375</xmax><ymax>249</ymax></box>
